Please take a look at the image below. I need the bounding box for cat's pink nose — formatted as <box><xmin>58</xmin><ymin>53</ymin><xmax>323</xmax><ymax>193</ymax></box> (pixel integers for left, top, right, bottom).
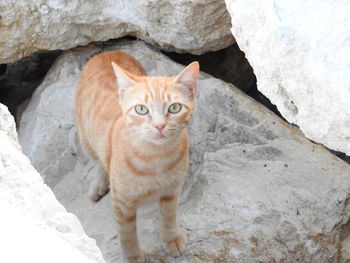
<box><xmin>155</xmin><ymin>124</ymin><xmax>165</xmax><ymax>131</ymax></box>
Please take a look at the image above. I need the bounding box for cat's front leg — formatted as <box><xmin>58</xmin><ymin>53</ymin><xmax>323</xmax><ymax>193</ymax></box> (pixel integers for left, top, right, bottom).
<box><xmin>112</xmin><ymin>196</ymin><xmax>145</xmax><ymax>263</ymax></box>
<box><xmin>159</xmin><ymin>192</ymin><xmax>187</xmax><ymax>257</ymax></box>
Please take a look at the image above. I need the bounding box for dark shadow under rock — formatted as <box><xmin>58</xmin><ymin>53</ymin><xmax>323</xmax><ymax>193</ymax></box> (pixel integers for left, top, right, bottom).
<box><xmin>0</xmin><ymin>50</ymin><xmax>62</xmax><ymax>116</ymax></box>
<box><xmin>0</xmin><ymin>64</ymin><xmax>7</xmax><ymax>75</ymax></box>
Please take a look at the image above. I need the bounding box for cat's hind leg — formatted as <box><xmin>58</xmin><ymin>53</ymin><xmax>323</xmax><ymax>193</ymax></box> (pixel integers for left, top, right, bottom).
<box><xmin>89</xmin><ymin>163</ymin><xmax>110</xmax><ymax>201</ymax></box>
<box><xmin>75</xmin><ymin>130</ymin><xmax>109</xmax><ymax>201</ymax></box>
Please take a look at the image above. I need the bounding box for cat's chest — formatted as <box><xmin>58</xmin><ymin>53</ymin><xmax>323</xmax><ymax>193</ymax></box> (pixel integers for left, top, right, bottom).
<box><xmin>133</xmin><ymin>156</ymin><xmax>178</xmax><ymax>173</ymax></box>
<box><xmin>117</xmin><ymin>151</ymin><xmax>187</xmax><ymax>184</ymax></box>
<box><xmin>111</xmin><ymin>148</ymin><xmax>188</xmax><ymax>202</ymax></box>
<box><xmin>133</xmin><ymin>163</ymin><xmax>186</xmax><ymax>199</ymax></box>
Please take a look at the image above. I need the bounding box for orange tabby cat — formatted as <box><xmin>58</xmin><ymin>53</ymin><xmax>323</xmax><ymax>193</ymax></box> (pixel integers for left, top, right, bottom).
<box><xmin>75</xmin><ymin>50</ymin><xmax>199</xmax><ymax>263</ymax></box>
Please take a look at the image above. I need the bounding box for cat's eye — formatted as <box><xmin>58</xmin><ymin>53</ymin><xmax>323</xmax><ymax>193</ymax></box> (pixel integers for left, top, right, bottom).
<box><xmin>135</xmin><ymin>105</ymin><xmax>149</xmax><ymax>115</ymax></box>
<box><xmin>168</xmin><ymin>103</ymin><xmax>181</xmax><ymax>114</ymax></box>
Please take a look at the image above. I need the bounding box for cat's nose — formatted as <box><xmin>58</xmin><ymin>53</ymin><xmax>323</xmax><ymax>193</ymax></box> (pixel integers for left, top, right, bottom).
<box><xmin>155</xmin><ymin>124</ymin><xmax>165</xmax><ymax>132</ymax></box>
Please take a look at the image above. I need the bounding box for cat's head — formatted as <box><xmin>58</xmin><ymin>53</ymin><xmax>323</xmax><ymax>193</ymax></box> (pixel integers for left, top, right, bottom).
<box><xmin>112</xmin><ymin>61</ymin><xmax>199</xmax><ymax>145</ymax></box>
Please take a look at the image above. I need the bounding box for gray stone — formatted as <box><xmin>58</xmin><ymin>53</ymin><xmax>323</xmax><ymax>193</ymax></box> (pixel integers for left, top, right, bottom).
<box><xmin>0</xmin><ymin>0</ymin><xmax>233</xmax><ymax>63</ymax></box>
<box><xmin>0</xmin><ymin>104</ymin><xmax>105</xmax><ymax>263</ymax></box>
<box><xmin>225</xmin><ymin>0</ymin><xmax>350</xmax><ymax>156</ymax></box>
<box><xmin>19</xmin><ymin>40</ymin><xmax>350</xmax><ymax>262</ymax></box>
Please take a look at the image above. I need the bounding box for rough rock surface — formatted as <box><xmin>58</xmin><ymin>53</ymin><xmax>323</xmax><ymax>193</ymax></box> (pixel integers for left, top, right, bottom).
<box><xmin>19</xmin><ymin>40</ymin><xmax>350</xmax><ymax>262</ymax></box>
<box><xmin>0</xmin><ymin>104</ymin><xmax>105</xmax><ymax>263</ymax></box>
<box><xmin>0</xmin><ymin>0</ymin><xmax>233</xmax><ymax>63</ymax></box>
<box><xmin>225</xmin><ymin>0</ymin><xmax>350</xmax><ymax>156</ymax></box>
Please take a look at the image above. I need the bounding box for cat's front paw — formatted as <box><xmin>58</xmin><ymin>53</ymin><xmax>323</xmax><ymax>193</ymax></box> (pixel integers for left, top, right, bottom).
<box><xmin>124</xmin><ymin>251</ymin><xmax>147</xmax><ymax>263</ymax></box>
<box><xmin>164</xmin><ymin>232</ymin><xmax>187</xmax><ymax>257</ymax></box>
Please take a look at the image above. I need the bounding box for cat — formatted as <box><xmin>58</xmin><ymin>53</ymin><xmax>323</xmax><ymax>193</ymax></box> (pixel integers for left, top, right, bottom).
<box><xmin>75</xmin><ymin>50</ymin><xmax>199</xmax><ymax>263</ymax></box>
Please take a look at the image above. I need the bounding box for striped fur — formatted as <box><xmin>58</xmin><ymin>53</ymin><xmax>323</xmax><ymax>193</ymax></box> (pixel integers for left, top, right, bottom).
<box><xmin>75</xmin><ymin>51</ymin><xmax>199</xmax><ymax>263</ymax></box>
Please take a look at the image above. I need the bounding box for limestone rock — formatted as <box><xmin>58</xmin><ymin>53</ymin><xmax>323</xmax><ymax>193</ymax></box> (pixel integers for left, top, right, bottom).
<box><xmin>0</xmin><ymin>0</ymin><xmax>233</xmax><ymax>63</ymax></box>
<box><xmin>19</xmin><ymin>40</ymin><xmax>350</xmax><ymax>262</ymax></box>
<box><xmin>0</xmin><ymin>104</ymin><xmax>105</xmax><ymax>263</ymax></box>
<box><xmin>225</xmin><ymin>0</ymin><xmax>350</xmax><ymax>156</ymax></box>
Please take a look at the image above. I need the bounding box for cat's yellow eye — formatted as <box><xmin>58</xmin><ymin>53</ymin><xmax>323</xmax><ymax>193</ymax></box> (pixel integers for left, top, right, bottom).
<box><xmin>168</xmin><ymin>103</ymin><xmax>182</xmax><ymax>114</ymax></box>
<box><xmin>135</xmin><ymin>105</ymin><xmax>149</xmax><ymax>115</ymax></box>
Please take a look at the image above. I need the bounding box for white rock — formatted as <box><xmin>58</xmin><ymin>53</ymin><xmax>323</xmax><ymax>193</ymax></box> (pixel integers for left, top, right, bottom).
<box><xmin>19</xmin><ymin>40</ymin><xmax>350</xmax><ymax>262</ymax></box>
<box><xmin>225</xmin><ymin>0</ymin><xmax>350</xmax><ymax>155</ymax></box>
<box><xmin>0</xmin><ymin>0</ymin><xmax>233</xmax><ymax>63</ymax></box>
<box><xmin>0</xmin><ymin>104</ymin><xmax>105</xmax><ymax>263</ymax></box>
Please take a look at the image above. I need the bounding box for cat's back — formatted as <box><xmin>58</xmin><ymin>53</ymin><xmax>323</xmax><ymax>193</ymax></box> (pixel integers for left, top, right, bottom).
<box><xmin>78</xmin><ymin>51</ymin><xmax>146</xmax><ymax>95</ymax></box>
<box><xmin>76</xmin><ymin>50</ymin><xmax>146</xmax><ymax>121</ymax></box>
<box><xmin>75</xmin><ymin>51</ymin><xmax>146</xmax><ymax>163</ymax></box>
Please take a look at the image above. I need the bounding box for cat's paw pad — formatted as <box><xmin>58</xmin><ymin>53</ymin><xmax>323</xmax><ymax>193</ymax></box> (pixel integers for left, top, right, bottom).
<box><xmin>164</xmin><ymin>233</ymin><xmax>187</xmax><ymax>257</ymax></box>
<box><xmin>124</xmin><ymin>251</ymin><xmax>147</xmax><ymax>263</ymax></box>
<box><xmin>88</xmin><ymin>175</ymin><xmax>109</xmax><ymax>201</ymax></box>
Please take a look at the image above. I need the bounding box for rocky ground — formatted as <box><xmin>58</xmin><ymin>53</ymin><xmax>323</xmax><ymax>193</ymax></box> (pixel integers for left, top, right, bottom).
<box><xmin>17</xmin><ymin>40</ymin><xmax>350</xmax><ymax>262</ymax></box>
<box><xmin>1</xmin><ymin>0</ymin><xmax>350</xmax><ymax>262</ymax></box>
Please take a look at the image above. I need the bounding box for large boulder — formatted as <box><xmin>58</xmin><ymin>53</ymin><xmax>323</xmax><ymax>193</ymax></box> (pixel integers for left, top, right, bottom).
<box><xmin>225</xmin><ymin>0</ymin><xmax>350</xmax><ymax>156</ymax></box>
<box><xmin>0</xmin><ymin>0</ymin><xmax>233</xmax><ymax>63</ymax></box>
<box><xmin>0</xmin><ymin>104</ymin><xmax>105</xmax><ymax>263</ymax></box>
<box><xmin>19</xmin><ymin>40</ymin><xmax>350</xmax><ymax>262</ymax></box>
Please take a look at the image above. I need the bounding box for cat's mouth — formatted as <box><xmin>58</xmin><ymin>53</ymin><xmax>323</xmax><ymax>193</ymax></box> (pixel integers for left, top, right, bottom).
<box><xmin>155</xmin><ymin>133</ymin><xmax>167</xmax><ymax>139</ymax></box>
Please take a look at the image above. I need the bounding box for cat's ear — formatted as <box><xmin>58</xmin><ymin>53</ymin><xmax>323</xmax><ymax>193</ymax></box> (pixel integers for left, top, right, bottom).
<box><xmin>174</xmin><ymin>62</ymin><xmax>199</xmax><ymax>98</ymax></box>
<box><xmin>111</xmin><ymin>62</ymin><xmax>136</xmax><ymax>100</ymax></box>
